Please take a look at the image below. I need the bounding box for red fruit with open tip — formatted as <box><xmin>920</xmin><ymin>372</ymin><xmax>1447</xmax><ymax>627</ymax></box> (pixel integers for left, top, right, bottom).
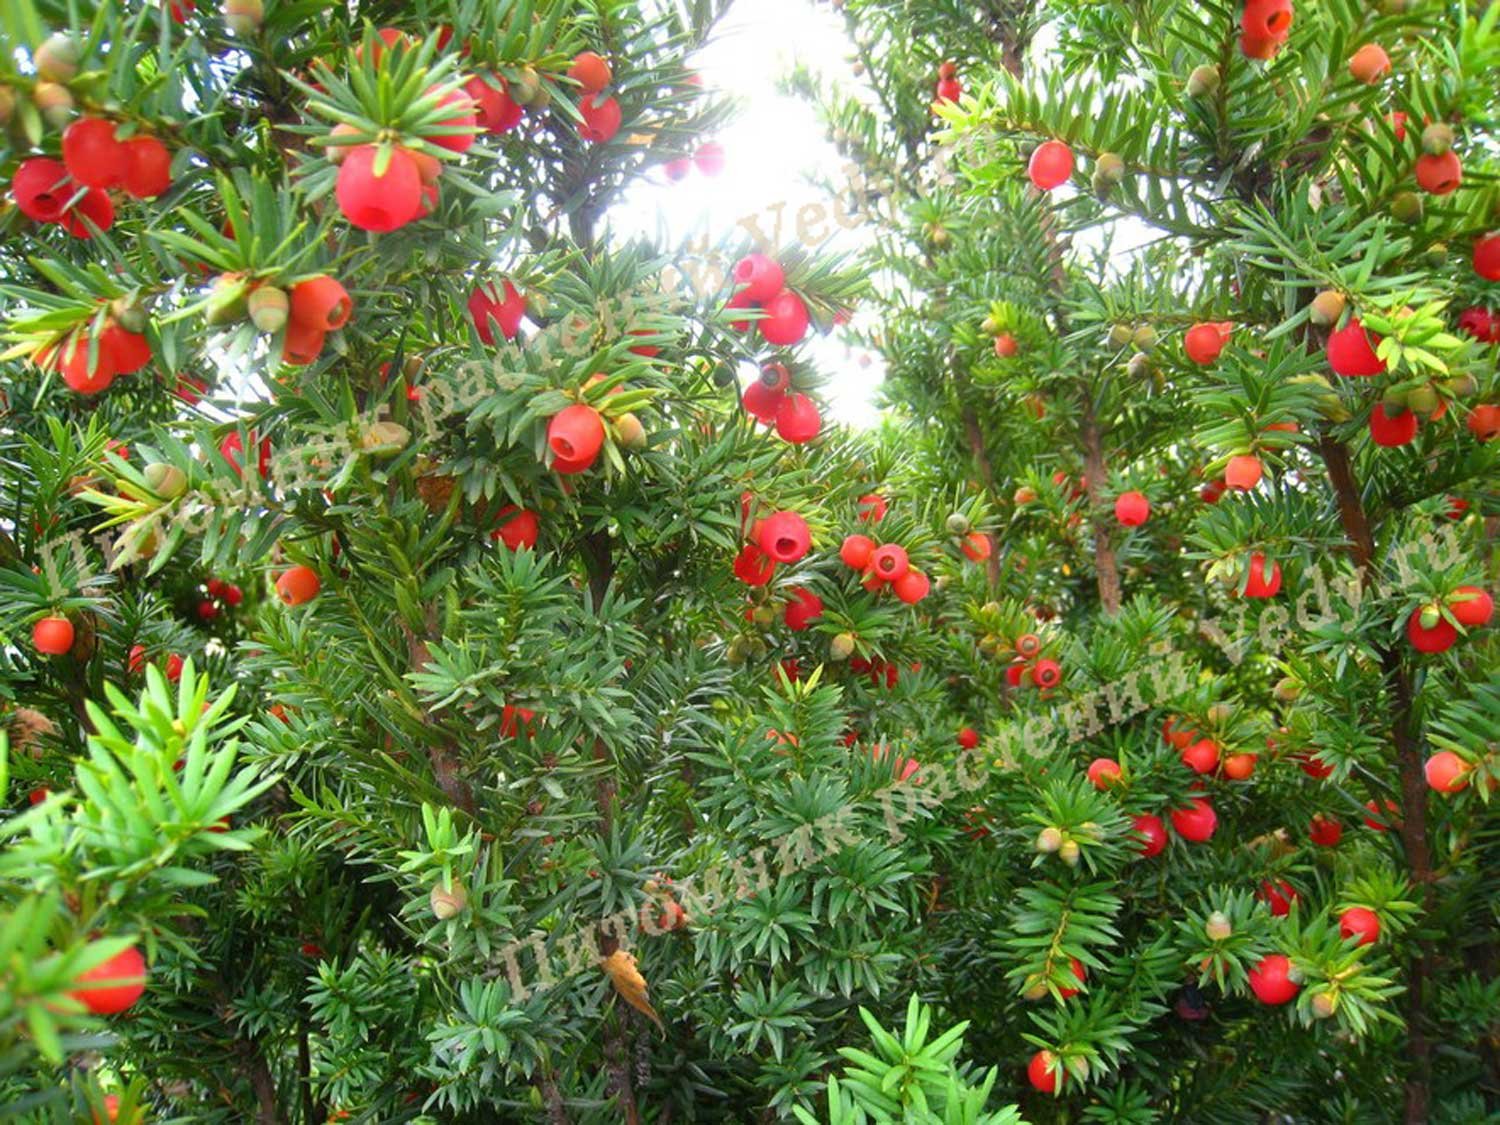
<box><xmin>491</xmin><ymin>506</ymin><xmax>539</xmax><ymax>550</ymax></box>
<box><xmin>732</xmin><ymin>544</ymin><xmax>775</xmax><ymax>586</ymax></box>
<box><xmin>869</xmin><ymin>543</ymin><xmax>910</xmax><ymax>582</ymax></box>
<box><xmin>1348</xmin><ymin>43</ymin><xmax>1391</xmax><ymax>84</ymax></box>
<box><xmin>957</xmin><ymin>727</ymin><xmax>980</xmax><ymax>750</ymax></box>
<box><xmin>1242</xmin><ymin>0</ymin><xmax>1293</xmax><ymax>39</ymax></box>
<box><xmin>69</xmin><ymin>945</ymin><xmax>147</xmax><ymax>1015</ymax></box>
<box><xmin>1248</xmin><ymin>953</ymin><xmax>1299</xmax><ymax>1005</ymax></box>
<box><xmin>1474</xmin><ymin>233</ymin><xmax>1500</xmax><ymax>281</ymax></box>
<box><xmin>1258</xmin><ymin>879</ymin><xmax>1298</xmax><ymax>917</ymax></box>
<box><xmin>33</xmin><ymin>616</ymin><xmax>75</xmax><ymax>655</ymax></box>
<box><xmin>281</xmin><ymin>320</ymin><xmax>325</xmax><ymax>366</ymax></box>
<box><xmin>1468</xmin><ymin>404</ymin><xmax>1500</xmax><ymax>442</ymax></box>
<box><xmin>732</xmin><ymin>253</ymin><xmax>785</xmax><ymax>303</ymax></box>
<box><xmin>290</xmin><ymin>275</ymin><xmax>353</xmax><ymax>331</ymax></box>
<box><xmin>1031</xmin><ymin>658</ymin><xmax>1062</xmax><ymax>689</ymax></box>
<box><xmin>12</xmin><ymin>158</ymin><xmax>71</xmax><ymax>222</ymax></box>
<box><xmin>1027</xmin><ymin>140</ymin><xmax>1074</xmax><ymax>190</ymax></box>
<box><xmin>547</xmin><ymin>404</ymin><xmax>606</xmax><ymax>467</ymax></box>
<box><xmin>1415</xmin><ymin>150</ymin><xmax>1461</xmax><ymax>195</ymax></box>
<box><xmin>1326</xmin><ymin>317</ymin><xmax>1385</xmax><ymax>377</ymax></box>
<box><xmin>993</xmin><ymin>333</ymin><xmax>1018</xmax><ymax>358</ymax></box>
<box><xmin>758</xmin><ymin>511</ymin><xmax>811</xmax><ymax>563</ymax></box>
<box><xmin>336</xmin><ymin>145</ymin><xmax>423</xmax><ymax>231</ymax></box>
<box><xmin>1183</xmin><ymin>322</ymin><xmax>1230</xmax><ymax>365</ymax></box>
<box><xmin>275</xmin><ymin>565</ymin><xmax>321</xmax><ymax>606</ymax></box>
<box><xmin>1309</xmin><ymin>814</ymin><xmax>1343</xmax><ymax>847</ymax></box>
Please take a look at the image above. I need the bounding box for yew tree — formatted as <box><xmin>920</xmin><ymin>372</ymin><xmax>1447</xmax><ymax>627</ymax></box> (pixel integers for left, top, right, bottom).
<box><xmin>802</xmin><ymin>0</ymin><xmax>1500</xmax><ymax>1121</ymax></box>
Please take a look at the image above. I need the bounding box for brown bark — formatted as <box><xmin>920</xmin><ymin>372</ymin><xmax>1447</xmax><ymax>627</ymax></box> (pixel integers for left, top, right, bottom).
<box><xmin>1080</xmin><ymin>398</ymin><xmax>1122</xmax><ymax>614</ymax></box>
<box><xmin>1319</xmin><ymin>434</ymin><xmax>1432</xmax><ymax>1123</ymax></box>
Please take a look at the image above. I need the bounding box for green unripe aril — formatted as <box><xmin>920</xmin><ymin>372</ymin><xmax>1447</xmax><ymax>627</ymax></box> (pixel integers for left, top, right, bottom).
<box><xmin>247</xmin><ymin>285</ymin><xmax>289</xmax><ymax>333</ymax></box>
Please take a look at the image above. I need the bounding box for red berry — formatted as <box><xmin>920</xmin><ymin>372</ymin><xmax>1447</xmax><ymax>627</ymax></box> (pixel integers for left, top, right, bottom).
<box><xmin>1241</xmin><ymin>553</ymin><xmax>1282</xmax><ymax>598</ymax></box>
<box><xmin>663</xmin><ymin>156</ymin><xmax>691</xmax><ymax>181</ymax></box>
<box><xmin>1224</xmin><ymin>454</ymin><xmax>1262</xmax><ymax>491</ymax></box>
<box><xmin>1183</xmin><ymin>321</ymin><xmax>1230</xmax><ymax>365</ymax></box>
<box><xmin>62</xmin><ymin>118</ymin><xmax>129</xmax><ymax>188</ymax></box>
<box><xmin>1339</xmin><ymin>907</ymin><xmax>1380</xmax><ymax>946</ymax></box>
<box><xmin>840</xmin><ymin>534</ymin><xmax>874</xmax><ymax>570</ymax></box>
<box><xmin>164</xmin><ymin>653</ymin><xmax>183</xmax><ymax>682</ymax></box>
<box><xmin>1115</xmin><ymin>491</ymin><xmax>1150</xmax><ymax>526</ymax></box>
<box><xmin>1132</xmin><ymin>813</ymin><xmax>1168</xmax><ymax>856</ymax></box>
<box><xmin>1087</xmin><ymin>757</ymin><xmax>1121</xmax><ymax>789</ymax></box>
<box><xmin>275</xmin><ymin>565</ymin><xmax>321</xmax><ymax>606</ymax></box>
<box><xmin>225</xmin><ymin>585</ymin><xmax>243</xmax><ymax>607</ymax></box>
<box><xmin>468</xmin><ymin>280</ymin><xmax>524</xmax><ymax>345</ymax></box>
<box><xmin>1449</xmin><ymin>585</ymin><xmax>1493</xmax><ymax>628</ymax></box>
<box><xmin>857</xmin><ymin>493</ymin><xmax>887</xmax><ymax>522</ymax></box>
<box><xmin>1348</xmin><ymin>43</ymin><xmax>1391</xmax><ymax>84</ymax></box>
<box><xmin>32</xmin><ymin>616</ymin><xmax>75</xmax><ymax>655</ymax></box>
<box><xmin>1469</xmin><ymin>404</ymin><xmax>1500</xmax><ymax>442</ymax></box>
<box><xmin>58</xmin><ymin>186</ymin><xmax>115</xmax><ymax>238</ymax></box>
<box><xmin>1222</xmin><ymin>752</ymin><xmax>1257</xmax><ymax>780</ymax></box>
<box><xmin>1031</xmin><ymin>658</ymin><xmax>1062</xmax><ymax>689</ymax></box>
<box><xmin>732</xmin><ymin>253</ymin><xmax>785</xmax><ymax>303</ymax></box>
<box><xmin>1057</xmin><ymin>957</ymin><xmax>1087</xmax><ymax>1000</ymax></box>
<box><xmin>775</xmin><ymin>393</ymin><xmax>821</xmax><ymax>443</ymax></box>
<box><xmin>1005</xmin><ymin>660</ymin><xmax>1028</xmax><ymax>689</ymax></box>
<box><xmin>547</xmin><ymin>404</ymin><xmax>606</xmax><ymax>467</ymax></box>
<box><xmin>1406</xmin><ymin>607</ymin><xmax>1457</xmax><ymax>653</ymax></box>
<box><xmin>1326</xmin><ymin>317</ymin><xmax>1385</xmax><ymax>377</ymax></box>
<box><xmin>1247</xmin><ymin>953</ymin><xmax>1299</xmax><ymax>1005</ymax></box>
<box><xmin>336</xmin><ymin>145</ymin><xmax>423</xmax><ymax>231</ymax></box>
<box><xmin>282</xmin><ymin>320</ymin><xmax>325</xmax><ymax>366</ymax></box>
<box><xmin>578</xmin><ymin>94</ymin><xmax>622</xmax><ymax>143</ymax></box>
<box><xmin>758</xmin><ymin>511</ymin><xmax>811</xmax><ymax>564</ymax></box>
<box><xmin>759</xmin><ymin>289</ymin><xmax>810</xmax><ymax>346</ymax></box>
<box><xmin>428</xmin><ymin>88</ymin><xmax>478</xmax><ymax>153</ymax></box>
<box><xmin>290</xmin><ymin>275</ymin><xmax>353</xmax><ymax>331</ymax></box>
<box><xmin>957</xmin><ymin>727</ymin><xmax>980</xmax><ymax>750</ymax></box>
<box><xmin>1414</xmin><ymin>150</ymin><xmax>1461</xmax><ymax>195</ymax></box>
<box><xmin>1181</xmin><ymin>738</ymin><xmax>1220</xmax><ymax>774</ymax></box>
<box><xmin>732</xmin><ymin>543</ymin><xmax>775</xmax><ymax>586</ymax></box>
<box><xmin>465</xmin><ymin>74</ymin><xmax>523</xmax><ymax>134</ymax></box>
<box><xmin>1309</xmin><ymin>814</ymin><xmax>1343</xmax><ymax>847</ymax></box>
<box><xmin>891</xmin><ymin>568</ymin><xmax>930</xmax><ymax>605</ymax></box>
<box><xmin>934</xmin><ymin>77</ymin><xmax>961</xmax><ymax>103</ymax></box>
<box><xmin>1162</xmin><ymin>716</ymin><xmax>1196</xmax><ymax>750</ymax></box>
<box><xmin>694</xmin><ymin>141</ymin><xmax>725</xmax><ymax>176</ymax></box>
<box><xmin>100</xmin><ymin>321</ymin><xmax>151</xmax><ymax>375</ymax></box>
<box><xmin>869</xmin><ymin>543</ymin><xmax>910</xmax><ymax>582</ymax></box>
<box><xmin>12</xmin><ymin>157</ymin><xmax>71</xmax><ymax>222</ymax></box>
<box><xmin>742</xmin><ymin>379</ymin><xmax>784</xmax><ymax>424</ymax></box>
<box><xmin>491</xmin><ymin>506</ymin><xmax>539</xmax><ymax>550</ymax></box>
<box><xmin>1242</xmin><ymin>0</ymin><xmax>1293</xmax><ymax>39</ymax></box>
<box><xmin>1474</xmin><ymin>233</ymin><xmax>1500</xmax><ymax>281</ymax></box>
<box><xmin>783</xmin><ymin>587</ymin><xmax>823</xmax><ymax>631</ymax></box>
<box><xmin>1258</xmin><ymin>879</ymin><xmax>1298</xmax><ymax>917</ymax></box>
<box><xmin>220</xmin><ymin>431</ymin><xmax>272</xmax><ymax>480</ymax></box>
<box><xmin>1363</xmin><ymin>798</ymin><xmax>1400</xmax><ymax>831</ymax></box>
<box><xmin>500</xmin><ymin>704</ymin><xmax>537</xmax><ymax>738</ymax></box>
<box><xmin>1457</xmin><ymin>307</ymin><xmax>1499</xmax><ymax>342</ymax></box>
<box><xmin>1027</xmin><ymin>140</ymin><xmax>1073</xmax><ymax>190</ymax></box>
<box><xmin>568</xmin><ymin>51</ymin><xmax>612</xmax><ymax>95</ymax></box>
<box><xmin>69</xmin><ymin>945</ymin><xmax>147</xmax><ymax>1015</ymax></box>
<box><xmin>197</xmin><ymin>599</ymin><xmax>218</xmax><ymax>620</ymax></box>
<box><xmin>1026</xmin><ymin>1049</ymin><xmax>1060</xmax><ymax>1094</ymax></box>
<box><xmin>993</xmin><ymin>333</ymin><xmax>1018</xmax><ymax>358</ymax></box>
<box><xmin>45</xmin><ymin>332</ymin><xmax>116</xmax><ymax>395</ymax></box>
<box><xmin>1369</xmin><ymin>405</ymin><xmax>1418</xmax><ymax>447</ymax></box>
<box><xmin>1170</xmin><ymin>798</ymin><xmax>1217</xmax><ymax>842</ymax></box>
<box><xmin>1424</xmin><ymin>750</ymin><xmax>1471</xmax><ymax>793</ymax></box>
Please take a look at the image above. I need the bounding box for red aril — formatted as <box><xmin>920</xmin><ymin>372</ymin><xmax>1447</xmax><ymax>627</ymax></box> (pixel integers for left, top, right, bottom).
<box><xmin>1369</xmin><ymin>405</ymin><xmax>1418</xmax><ymax>447</ymax></box>
<box><xmin>290</xmin><ymin>275</ymin><xmax>353</xmax><ymax>331</ymax></box>
<box><xmin>1468</xmin><ymin>404</ymin><xmax>1500</xmax><ymax>441</ymax></box>
<box><xmin>1224</xmin><ymin>454</ymin><xmax>1262</xmax><ymax>490</ymax></box>
<box><xmin>100</xmin><ymin>321</ymin><xmax>151</xmax><ymax>374</ymax></box>
<box><xmin>58</xmin><ymin>187</ymin><xmax>114</xmax><ymax>238</ymax></box>
<box><xmin>492</xmin><ymin>506</ymin><xmax>539</xmax><ymax>550</ymax></box>
<box><xmin>1339</xmin><ymin>907</ymin><xmax>1380</xmax><ymax>946</ymax></box>
<box><xmin>993</xmin><ymin>333</ymin><xmax>1018</xmax><ymax>358</ymax></box>
<box><xmin>1170</xmin><ymin>798</ymin><xmax>1217</xmax><ymax>842</ymax></box>
<box><xmin>51</xmin><ymin>333</ymin><xmax>116</xmax><ymax>394</ymax></box>
<box><xmin>1326</xmin><ymin>317</ymin><xmax>1385</xmax><ymax>377</ymax></box>
<box><xmin>732</xmin><ymin>254</ymin><xmax>785</xmax><ymax>303</ymax></box>
<box><xmin>775</xmin><ymin>393</ymin><xmax>821</xmax><ymax>443</ymax></box>
<box><xmin>1448</xmin><ymin>586</ymin><xmax>1493</xmax><ymax>628</ymax></box>
<box><xmin>758</xmin><ymin>511</ymin><xmax>811</xmax><ymax>563</ymax></box>
<box><xmin>891</xmin><ymin>569</ymin><xmax>930</xmax><ymax>605</ymax></box>
<box><xmin>1031</xmin><ymin>659</ymin><xmax>1062</xmax><ymax>689</ymax></box>
<box><xmin>1424</xmin><ymin>750</ymin><xmax>1471</xmax><ymax>793</ymax></box>
<box><xmin>857</xmin><ymin>493</ymin><xmax>887</xmax><ymax>522</ymax></box>
<box><xmin>1456</xmin><ymin>307</ymin><xmax>1498</xmax><ymax>341</ymax></box>
<box><xmin>1258</xmin><ymin>879</ymin><xmax>1298</xmax><ymax>916</ymax></box>
<box><xmin>1087</xmin><ymin>757</ymin><xmax>1122</xmax><ymax>789</ymax></box>
<box><xmin>281</xmin><ymin>320</ymin><xmax>325</xmax><ymax>366</ymax></box>
<box><xmin>1241</xmin><ymin>553</ymin><xmax>1282</xmax><ymax>598</ymax></box>
<box><xmin>1348</xmin><ymin>43</ymin><xmax>1391</xmax><ymax>84</ymax></box>
<box><xmin>869</xmin><ymin>543</ymin><xmax>909</xmax><ymax>582</ymax></box>
<box><xmin>33</xmin><ymin>616</ymin><xmax>75</xmax><ymax>655</ymax></box>
<box><xmin>1363</xmin><ymin>798</ymin><xmax>1400</xmax><ymax>831</ymax></box>
<box><xmin>427</xmin><ymin>89</ymin><xmax>478</xmax><ymax>152</ymax></box>
<box><xmin>468</xmin><ymin>280</ymin><xmax>524</xmax><ymax>344</ymax></box>
<box><xmin>1415</xmin><ymin>150</ymin><xmax>1461</xmax><ymax>195</ymax></box>
<box><xmin>1474</xmin><ymin>233</ymin><xmax>1500</xmax><ymax>281</ymax></box>
<box><xmin>1309</xmin><ymin>814</ymin><xmax>1342</xmax><ymax>847</ymax></box>
<box><xmin>220</xmin><ymin>431</ymin><xmax>272</xmax><ymax>480</ymax></box>
<box><xmin>12</xmin><ymin>157</ymin><xmax>71</xmax><ymax>222</ymax></box>
<box><xmin>1027</xmin><ymin>140</ymin><xmax>1073</xmax><ymax>190</ymax></box>
<box><xmin>275</xmin><ymin>565</ymin><xmax>321</xmax><ymax>606</ymax></box>
<box><xmin>1222</xmin><ymin>752</ymin><xmax>1256</xmax><ymax>780</ymax></box>
<box><xmin>336</xmin><ymin>144</ymin><xmax>423</xmax><ymax>231</ymax></box>
<box><xmin>732</xmin><ymin>544</ymin><xmax>775</xmax><ymax>586</ymax></box>
<box><xmin>961</xmin><ymin>532</ymin><xmax>991</xmax><ymax>561</ymax></box>
<box><xmin>1242</xmin><ymin>0</ymin><xmax>1293</xmax><ymax>39</ymax></box>
<box><xmin>1407</xmin><ymin>607</ymin><xmax>1456</xmax><ymax>653</ymax></box>
<box><xmin>759</xmin><ymin>290</ymin><xmax>810</xmax><ymax>346</ymax></box>
<box><xmin>742</xmin><ymin>379</ymin><xmax>784</xmax><ymax>424</ymax></box>
<box><xmin>62</xmin><ymin>118</ymin><xmax>128</xmax><ymax>188</ymax></box>
<box><xmin>568</xmin><ymin>51</ymin><xmax>611</xmax><ymax>95</ymax></box>
<box><xmin>840</xmin><ymin>534</ymin><xmax>874</xmax><ymax>570</ymax></box>
<box><xmin>1183</xmin><ymin>322</ymin><xmax>1230</xmax><ymax>365</ymax></box>
<box><xmin>695</xmin><ymin>141</ymin><xmax>725</xmax><ymax>176</ymax></box>
<box><xmin>957</xmin><ymin>727</ymin><xmax>980</xmax><ymax>750</ymax></box>
<box><xmin>1115</xmin><ymin>491</ymin><xmax>1149</xmax><ymax>526</ymax></box>
<box><xmin>1248</xmin><ymin>953</ymin><xmax>1299</xmax><ymax>1005</ymax></box>
<box><xmin>547</xmin><ymin>404</ymin><xmax>606</xmax><ymax>465</ymax></box>
<box><xmin>578</xmin><ymin>95</ymin><xmax>622</xmax><ymax>143</ymax></box>
<box><xmin>1027</xmin><ymin>1050</ymin><xmax>1060</xmax><ymax>1094</ymax></box>
<box><xmin>1058</xmin><ymin>957</ymin><xmax>1087</xmax><ymax>999</ymax></box>
<box><xmin>784</xmin><ymin>587</ymin><xmax>823</xmax><ymax>631</ymax></box>
<box><xmin>69</xmin><ymin>945</ymin><xmax>147</xmax><ymax>1015</ymax></box>
<box><xmin>1133</xmin><ymin>814</ymin><xmax>1168</xmax><ymax>856</ymax></box>
<box><xmin>1181</xmin><ymin>738</ymin><xmax>1220</xmax><ymax>774</ymax></box>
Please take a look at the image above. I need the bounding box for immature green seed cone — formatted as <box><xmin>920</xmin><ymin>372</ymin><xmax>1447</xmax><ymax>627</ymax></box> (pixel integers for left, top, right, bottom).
<box><xmin>247</xmin><ymin>285</ymin><xmax>289</xmax><ymax>333</ymax></box>
<box><xmin>430</xmin><ymin>880</ymin><xmax>467</xmax><ymax>919</ymax></box>
<box><xmin>1108</xmin><ymin>323</ymin><xmax>1134</xmax><ymax>347</ymax></box>
<box><xmin>613</xmin><ymin>412</ymin><xmax>647</xmax><ymax>450</ymax></box>
<box><xmin>143</xmin><ymin>462</ymin><xmax>188</xmax><ymax>500</ymax></box>
<box><xmin>1205</xmin><ymin>911</ymin><xmax>1233</xmax><ymax>941</ymax></box>
<box><xmin>945</xmin><ymin>512</ymin><xmax>970</xmax><ymax>536</ymax></box>
<box><xmin>1131</xmin><ymin>324</ymin><xmax>1157</xmax><ymax>350</ymax></box>
<box><xmin>1094</xmin><ymin>151</ymin><xmax>1125</xmax><ymax>186</ymax></box>
<box><xmin>1308</xmin><ymin>290</ymin><xmax>1345</xmax><ymax>327</ymax></box>
<box><xmin>1390</xmin><ymin>191</ymin><xmax>1423</xmax><ymax>224</ymax></box>
<box><xmin>110</xmin><ymin>297</ymin><xmax>150</xmax><ymax>334</ymax></box>
<box><xmin>752</xmin><ymin>606</ymin><xmax>777</xmax><ymax>629</ymax></box>
<box><xmin>0</xmin><ymin>86</ymin><xmax>15</xmax><ymax>126</ymax></box>
<box><xmin>35</xmin><ymin>34</ymin><xmax>80</xmax><ymax>82</ymax></box>
<box><xmin>1421</xmin><ymin>122</ymin><xmax>1454</xmax><ymax>156</ymax></box>
<box><xmin>1058</xmin><ymin>838</ymin><xmax>1081</xmax><ymax>866</ymax></box>
<box><xmin>830</xmin><ymin>632</ymin><xmax>855</xmax><ymax>661</ymax></box>
<box><xmin>1035</xmin><ymin>826</ymin><xmax>1063</xmax><ymax>853</ymax></box>
<box><xmin>33</xmin><ymin>82</ymin><xmax>75</xmax><ymax>129</ymax></box>
<box><xmin>224</xmin><ymin>0</ymin><xmax>264</xmax><ymax>34</ymax></box>
<box><xmin>1186</xmin><ymin>64</ymin><xmax>1220</xmax><ymax>97</ymax></box>
<box><xmin>360</xmin><ymin>421</ymin><xmax>410</xmax><ymax>457</ymax></box>
<box><xmin>206</xmin><ymin>276</ymin><xmax>249</xmax><ymax>325</ymax></box>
